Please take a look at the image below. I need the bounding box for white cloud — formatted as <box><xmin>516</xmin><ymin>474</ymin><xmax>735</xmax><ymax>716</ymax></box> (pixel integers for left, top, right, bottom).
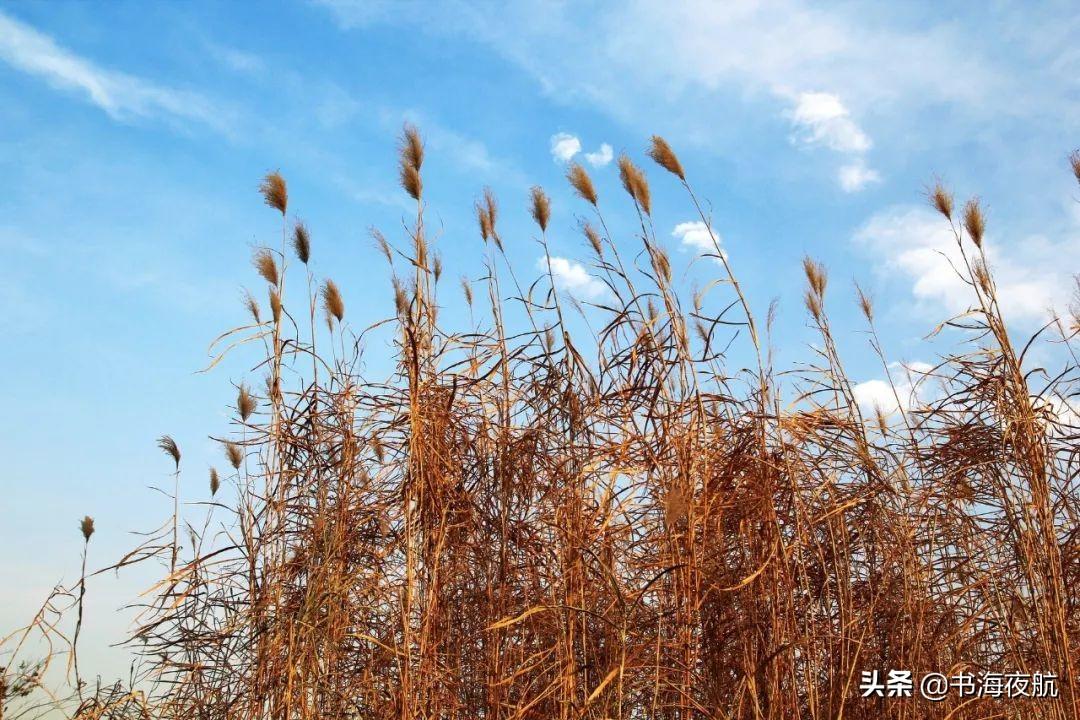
<box><xmin>786</xmin><ymin>92</ymin><xmax>879</xmax><ymax>192</ymax></box>
<box><xmin>537</xmin><ymin>256</ymin><xmax>607</xmax><ymax>299</ymax></box>
<box><xmin>853</xmin><ymin>361</ymin><xmax>933</xmax><ymax>417</ymax></box>
<box><xmin>584</xmin><ymin>142</ymin><xmax>613</xmax><ymax>167</ymax></box>
<box><xmin>787</xmin><ymin>92</ymin><xmax>871</xmax><ymax>154</ymax></box>
<box><xmin>672</xmin><ymin>221</ymin><xmax>725</xmax><ymax>262</ymax></box>
<box><xmin>0</xmin><ymin>10</ymin><xmax>228</xmax><ymax>131</ymax></box>
<box><xmin>854</xmin><ymin>206</ymin><xmax>1079</xmax><ymax>324</ymax></box>
<box><xmin>838</xmin><ymin>159</ymin><xmax>881</xmax><ymax>192</ymax></box>
<box><xmin>550</xmin><ymin>132</ymin><xmax>582</xmax><ymax>163</ymax></box>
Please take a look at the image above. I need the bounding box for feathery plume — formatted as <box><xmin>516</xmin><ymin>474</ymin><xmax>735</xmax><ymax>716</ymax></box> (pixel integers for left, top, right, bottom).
<box><xmin>929</xmin><ymin>181</ymin><xmax>953</xmax><ymax>220</ymax></box>
<box><xmin>802</xmin><ymin>256</ymin><xmax>828</xmax><ymax>298</ymax></box>
<box><xmin>291</xmin><ymin>221</ymin><xmax>311</xmax><ymax>264</ymax></box>
<box><xmin>225</xmin><ymin>442</ymin><xmax>243</xmax><ymax>470</ymax></box>
<box><xmin>322</xmin><ymin>279</ymin><xmax>345</xmax><ymax>323</ymax></box>
<box><xmin>399</xmin><ymin>124</ymin><xmax>424</xmax><ymax>200</ymax></box>
<box><xmin>476</xmin><ymin>201</ymin><xmax>492</xmax><ymax>241</ymax></box>
<box><xmin>400</xmin><ymin>164</ymin><xmax>422</xmax><ymax>200</ymax></box>
<box><xmin>653</xmin><ymin>247</ymin><xmax>672</xmax><ymax>284</ymax></box>
<box><xmin>259</xmin><ymin>171</ymin><xmax>288</xmax><ymax>215</ymax></box>
<box><xmin>157</xmin><ymin>435</ymin><xmax>181</xmax><ymax>470</ymax></box>
<box><xmin>209</xmin><ymin>468</ymin><xmax>220</xmax><ymax>496</ymax></box>
<box><xmin>483</xmin><ymin>187</ymin><xmax>499</xmax><ymax>230</ymax></box>
<box><xmin>372</xmin><ymin>228</ymin><xmax>393</xmax><ymax>264</ymax></box>
<box><xmin>583</xmin><ymin>221</ymin><xmax>603</xmax><ymax>256</ymax></box>
<box><xmin>1070</xmin><ymin>150</ymin><xmax>1080</xmax><ymax>185</ymax></box>
<box><xmin>963</xmin><ymin>198</ymin><xmax>985</xmax><ymax>248</ymax></box>
<box><xmin>647</xmin><ymin>135</ymin><xmax>685</xmax><ymax>180</ymax></box>
<box><xmin>567</xmin><ymin>163</ymin><xmax>598</xmax><ymax>205</ymax></box>
<box><xmin>237</xmin><ymin>384</ymin><xmax>256</xmax><ymax>421</ymax></box>
<box><xmin>401</xmin><ymin>123</ymin><xmax>424</xmax><ymax>171</ymax></box>
<box><xmin>617</xmin><ymin>155</ymin><xmax>651</xmax><ymax>215</ymax></box>
<box><xmin>530</xmin><ymin>187</ymin><xmax>551</xmax><ymax>232</ymax></box>
<box><xmin>80</xmin><ymin>515</ymin><xmax>95</xmax><ymax>542</ymax></box>
<box><xmin>392</xmin><ymin>276</ymin><xmax>409</xmax><ymax>317</ymax></box>
<box><xmin>461</xmin><ymin>276</ymin><xmax>473</xmax><ymax>307</ymax></box>
<box><xmin>243</xmin><ymin>290</ymin><xmax>262</xmax><ymax>324</ymax></box>
<box><xmin>433</xmin><ymin>253</ymin><xmax>443</xmax><ymax>283</ymax></box>
<box><xmin>269</xmin><ymin>288</ymin><xmax>282</xmax><ymax>323</ymax></box>
<box><xmin>855</xmin><ymin>283</ymin><xmax>874</xmax><ymax>322</ymax></box>
<box><xmin>253</xmin><ymin>249</ymin><xmax>278</xmax><ymax>286</ymax></box>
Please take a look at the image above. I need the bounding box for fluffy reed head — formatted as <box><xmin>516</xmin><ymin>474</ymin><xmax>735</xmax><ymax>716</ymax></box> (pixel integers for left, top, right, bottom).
<box><xmin>963</xmin><ymin>198</ymin><xmax>985</xmax><ymax>248</ymax></box>
<box><xmin>530</xmin><ymin>187</ymin><xmax>551</xmax><ymax>232</ymax></box>
<box><xmin>292</xmin><ymin>221</ymin><xmax>311</xmax><ymax>264</ymax></box>
<box><xmin>322</xmin><ymin>279</ymin><xmax>345</xmax><ymax>323</ymax></box>
<box><xmin>400</xmin><ymin>164</ymin><xmax>422</xmax><ymax>201</ymax></box>
<box><xmin>399</xmin><ymin>124</ymin><xmax>424</xmax><ymax>200</ymax></box>
<box><xmin>373</xmin><ymin>228</ymin><xmax>393</xmax><ymax>264</ymax></box>
<box><xmin>157</xmin><ymin>435</ymin><xmax>181</xmax><ymax>470</ymax></box>
<box><xmin>618</xmin><ymin>155</ymin><xmax>651</xmax><ymax>215</ymax></box>
<box><xmin>476</xmin><ymin>201</ymin><xmax>492</xmax><ymax>241</ymax></box>
<box><xmin>433</xmin><ymin>253</ymin><xmax>443</xmax><ymax>283</ymax></box>
<box><xmin>1070</xmin><ymin>150</ymin><xmax>1080</xmax><ymax>185</ymax></box>
<box><xmin>259</xmin><ymin>171</ymin><xmax>288</xmax><ymax>215</ymax></box>
<box><xmin>237</xmin><ymin>384</ymin><xmax>256</xmax><ymax>422</ymax></box>
<box><xmin>80</xmin><ymin>515</ymin><xmax>95</xmax><ymax>542</ymax></box>
<box><xmin>401</xmin><ymin>123</ymin><xmax>424</xmax><ymax>171</ymax></box>
<box><xmin>929</xmin><ymin>181</ymin><xmax>954</xmax><ymax>220</ymax></box>
<box><xmin>269</xmin><ymin>288</ymin><xmax>282</xmax><ymax>323</ymax></box>
<box><xmin>460</xmin><ymin>276</ymin><xmax>473</xmax><ymax>307</ymax></box>
<box><xmin>803</xmin><ymin>257</ymin><xmax>827</xmax><ymax>320</ymax></box>
<box><xmin>855</xmin><ymin>283</ymin><xmax>874</xmax><ymax>322</ymax></box>
<box><xmin>652</xmin><ymin>246</ymin><xmax>672</xmax><ymax>284</ymax></box>
<box><xmin>392</xmin><ymin>276</ymin><xmax>409</xmax><ymax>317</ymax></box>
<box><xmin>582</xmin><ymin>221</ymin><xmax>603</xmax><ymax>256</ymax></box>
<box><xmin>254</xmin><ymin>249</ymin><xmax>279</xmax><ymax>286</ymax></box>
<box><xmin>243</xmin><ymin>290</ymin><xmax>262</xmax><ymax>324</ymax></box>
<box><xmin>566</xmin><ymin>163</ymin><xmax>598</xmax><ymax>205</ymax></box>
<box><xmin>647</xmin><ymin>135</ymin><xmax>685</xmax><ymax>180</ymax></box>
<box><xmin>225</xmin><ymin>442</ymin><xmax>243</xmax><ymax>470</ymax></box>
<box><xmin>209</xmin><ymin>468</ymin><xmax>220</xmax><ymax>497</ymax></box>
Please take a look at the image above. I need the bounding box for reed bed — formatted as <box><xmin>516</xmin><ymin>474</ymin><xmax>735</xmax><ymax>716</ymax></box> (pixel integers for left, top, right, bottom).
<box><xmin>2</xmin><ymin>131</ymin><xmax>1078</xmax><ymax>720</ymax></box>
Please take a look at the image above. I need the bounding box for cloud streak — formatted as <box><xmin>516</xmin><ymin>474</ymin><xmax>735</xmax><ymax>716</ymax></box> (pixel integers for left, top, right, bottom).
<box><xmin>0</xmin><ymin>10</ymin><xmax>228</xmax><ymax>131</ymax></box>
<box><xmin>538</xmin><ymin>255</ymin><xmax>607</xmax><ymax>299</ymax></box>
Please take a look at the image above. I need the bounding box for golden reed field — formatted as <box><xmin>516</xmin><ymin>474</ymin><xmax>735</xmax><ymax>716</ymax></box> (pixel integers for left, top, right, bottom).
<box><xmin>3</xmin><ymin>130</ymin><xmax>1079</xmax><ymax>719</ymax></box>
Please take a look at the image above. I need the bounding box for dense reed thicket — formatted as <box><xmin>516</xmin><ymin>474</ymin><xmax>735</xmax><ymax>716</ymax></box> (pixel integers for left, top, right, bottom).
<box><xmin>3</xmin><ymin>132</ymin><xmax>1079</xmax><ymax>720</ymax></box>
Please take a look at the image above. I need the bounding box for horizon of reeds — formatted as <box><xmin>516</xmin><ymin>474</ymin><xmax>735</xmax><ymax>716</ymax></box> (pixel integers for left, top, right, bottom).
<box><xmin>2</xmin><ymin>130</ymin><xmax>1079</xmax><ymax>720</ymax></box>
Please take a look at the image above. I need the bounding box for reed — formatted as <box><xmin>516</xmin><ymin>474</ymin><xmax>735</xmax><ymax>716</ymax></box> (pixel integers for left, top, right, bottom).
<box><xmin>2</xmin><ymin>129</ymin><xmax>1078</xmax><ymax>720</ymax></box>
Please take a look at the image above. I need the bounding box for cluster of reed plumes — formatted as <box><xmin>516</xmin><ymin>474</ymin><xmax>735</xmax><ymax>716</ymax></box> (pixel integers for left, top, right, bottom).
<box><xmin>4</xmin><ymin>133</ymin><xmax>1080</xmax><ymax>720</ymax></box>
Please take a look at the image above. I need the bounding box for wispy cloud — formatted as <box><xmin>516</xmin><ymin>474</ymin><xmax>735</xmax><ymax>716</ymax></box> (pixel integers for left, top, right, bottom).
<box><xmin>672</xmin><ymin>221</ymin><xmax>725</xmax><ymax>263</ymax></box>
<box><xmin>854</xmin><ymin>205</ymin><xmax>1080</xmax><ymax>323</ymax></box>
<box><xmin>0</xmin><ymin>10</ymin><xmax>230</xmax><ymax>132</ymax></box>
<box><xmin>838</xmin><ymin>159</ymin><xmax>881</xmax><ymax>193</ymax></box>
<box><xmin>538</xmin><ymin>255</ymin><xmax>607</xmax><ymax>299</ymax></box>
<box><xmin>786</xmin><ymin>91</ymin><xmax>879</xmax><ymax>192</ymax></box>
<box><xmin>787</xmin><ymin>92</ymin><xmax>870</xmax><ymax>154</ymax></box>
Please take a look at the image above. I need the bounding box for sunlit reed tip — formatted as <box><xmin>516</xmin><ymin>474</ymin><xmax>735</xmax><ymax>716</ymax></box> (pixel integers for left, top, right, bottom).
<box><xmin>259</xmin><ymin>171</ymin><xmax>287</xmax><ymax>216</ymax></box>
<box><xmin>80</xmin><ymin>515</ymin><xmax>95</xmax><ymax>542</ymax></box>
<box><xmin>291</xmin><ymin>221</ymin><xmax>310</xmax><ymax>264</ymax></box>
<box><xmin>647</xmin><ymin>135</ymin><xmax>685</xmax><ymax>181</ymax></box>
<box><xmin>530</xmin><ymin>186</ymin><xmax>551</xmax><ymax>232</ymax></box>
<box><xmin>322</xmin><ymin>279</ymin><xmax>345</xmax><ymax>323</ymax></box>
<box><xmin>157</xmin><ymin>435</ymin><xmax>181</xmax><ymax>470</ymax></box>
<box><xmin>566</xmin><ymin>163</ymin><xmax>598</xmax><ymax>206</ymax></box>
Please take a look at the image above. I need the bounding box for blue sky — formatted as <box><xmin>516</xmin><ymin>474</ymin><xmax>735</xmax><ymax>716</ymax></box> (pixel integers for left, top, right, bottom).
<box><xmin>1</xmin><ymin>0</ymin><xmax>1078</xmax><ymax>680</ymax></box>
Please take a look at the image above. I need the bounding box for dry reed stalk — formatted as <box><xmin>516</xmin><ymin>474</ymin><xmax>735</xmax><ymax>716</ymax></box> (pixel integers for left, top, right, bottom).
<box><xmin>3</xmin><ymin>129</ymin><xmax>1078</xmax><ymax>720</ymax></box>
